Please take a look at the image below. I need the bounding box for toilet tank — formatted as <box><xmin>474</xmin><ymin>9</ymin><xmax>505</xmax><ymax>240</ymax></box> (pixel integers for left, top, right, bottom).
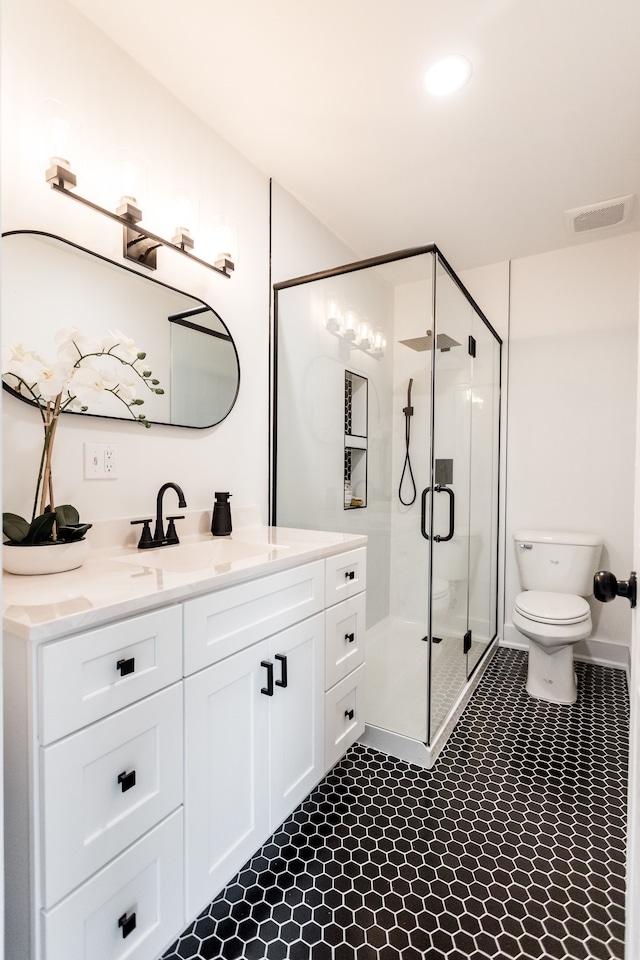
<box><xmin>513</xmin><ymin>530</ymin><xmax>602</xmax><ymax>596</ymax></box>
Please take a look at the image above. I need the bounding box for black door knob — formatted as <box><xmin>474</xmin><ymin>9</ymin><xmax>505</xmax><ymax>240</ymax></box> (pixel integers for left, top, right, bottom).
<box><xmin>593</xmin><ymin>570</ymin><xmax>637</xmax><ymax>608</ymax></box>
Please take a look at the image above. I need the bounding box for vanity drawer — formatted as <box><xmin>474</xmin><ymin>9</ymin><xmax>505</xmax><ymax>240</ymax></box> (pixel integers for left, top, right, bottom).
<box><xmin>325</xmin><ymin>548</ymin><xmax>366</xmax><ymax>607</ymax></box>
<box><xmin>325</xmin><ymin>592</ymin><xmax>366</xmax><ymax>690</ymax></box>
<box><xmin>39</xmin><ymin>606</ymin><xmax>183</xmax><ymax>744</ymax></box>
<box><xmin>41</xmin><ymin>683</ymin><xmax>183</xmax><ymax>908</ymax></box>
<box><xmin>325</xmin><ymin>664</ymin><xmax>364</xmax><ymax>770</ymax></box>
<box><xmin>42</xmin><ymin>808</ymin><xmax>184</xmax><ymax>960</ymax></box>
<box><xmin>325</xmin><ymin>663</ymin><xmax>365</xmax><ymax>770</ymax></box>
<box><xmin>183</xmin><ymin>560</ymin><xmax>324</xmax><ymax>675</ymax></box>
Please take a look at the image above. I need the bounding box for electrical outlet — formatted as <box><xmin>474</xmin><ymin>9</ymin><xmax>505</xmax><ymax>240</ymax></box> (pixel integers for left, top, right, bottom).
<box><xmin>84</xmin><ymin>443</ymin><xmax>118</xmax><ymax>480</ymax></box>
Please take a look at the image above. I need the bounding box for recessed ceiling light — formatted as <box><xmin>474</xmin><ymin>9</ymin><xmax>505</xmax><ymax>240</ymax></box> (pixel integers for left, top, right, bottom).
<box><xmin>424</xmin><ymin>55</ymin><xmax>472</xmax><ymax>95</ymax></box>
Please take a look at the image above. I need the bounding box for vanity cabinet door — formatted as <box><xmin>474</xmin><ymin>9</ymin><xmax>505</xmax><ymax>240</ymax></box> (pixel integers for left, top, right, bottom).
<box><xmin>269</xmin><ymin>613</ymin><xmax>324</xmax><ymax>831</ymax></box>
<box><xmin>184</xmin><ymin>639</ymin><xmax>271</xmax><ymax>920</ymax></box>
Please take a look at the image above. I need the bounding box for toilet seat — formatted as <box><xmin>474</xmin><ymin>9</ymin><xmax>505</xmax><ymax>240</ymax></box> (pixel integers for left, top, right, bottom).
<box><xmin>514</xmin><ymin>591</ymin><xmax>590</xmax><ymax>625</ymax></box>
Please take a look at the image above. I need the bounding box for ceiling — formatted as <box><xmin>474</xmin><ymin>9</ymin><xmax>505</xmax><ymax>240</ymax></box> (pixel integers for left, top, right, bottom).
<box><xmin>68</xmin><ymin>0</ymin><xmax>640</xmax><ymax>271</ymax></box>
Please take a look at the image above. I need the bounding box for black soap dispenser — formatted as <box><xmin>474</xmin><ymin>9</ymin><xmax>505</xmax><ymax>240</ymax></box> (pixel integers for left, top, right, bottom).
<box><xmin>211</xmin><ymin>492</ymin><xmax>232</xmax><ymax>537</ymax></box>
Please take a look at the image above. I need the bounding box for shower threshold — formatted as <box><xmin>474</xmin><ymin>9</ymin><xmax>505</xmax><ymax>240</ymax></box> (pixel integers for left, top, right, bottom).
<box><xmin>360</xmin><ymin>631</ymin><xmax>497</xmax><ymax>769</ymax></box>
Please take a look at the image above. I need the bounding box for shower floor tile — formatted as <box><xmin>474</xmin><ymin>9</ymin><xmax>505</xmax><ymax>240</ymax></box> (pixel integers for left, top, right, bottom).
<box><xmin>161</xmin><ymin>648</ymin><xmax>628</xmax><ymax>960</ymax></box>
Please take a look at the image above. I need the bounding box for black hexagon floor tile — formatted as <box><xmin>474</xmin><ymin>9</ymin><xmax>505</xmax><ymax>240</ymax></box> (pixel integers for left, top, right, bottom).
<box><xmin>161</xmin><ymin>648</ymin><xmax>628</xmax><ymax>960</ymax></box>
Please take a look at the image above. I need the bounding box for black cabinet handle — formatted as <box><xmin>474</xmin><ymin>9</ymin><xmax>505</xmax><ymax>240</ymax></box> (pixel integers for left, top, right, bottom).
<box><xmin>118</xmin><ymin>770</ymin><xmax>136</xmax><ymax>793</ymax></box>
<box><xmin>345</xmin><ymin>632</ymin><xmax>355</xmax><ymax>644</ymax></box>
<box><xmin>275</xmin><ymin>654</ymin><xmax>288</xmax><ymax>688</ymax></box>
<box><xmin>261</xmin><ymin>660</ymin><xmax>274</xmax><ymax>696</ymax></box>
<box><xmin>116</xmin><ymin>657</ymin><xmax>135</xmax><ymax>677</ymax></box>
<box><xmin>594</xmin><ymin>570</ymin><xmax>637</xmax><ymax>608</ymax></box>
<box><xmin>118</xmin><ymin>911</ymin><xmax>137</xmax><ymax>938</ymax></box>
<box><xmin>345</xmin><ymin>709</ymin><xmax>355</xmax><ymax>721</ymax></box>
<box><xmin>345</xmin><ymin>570</ymin><xmax>355</xmax><ymax>581</ymax></box>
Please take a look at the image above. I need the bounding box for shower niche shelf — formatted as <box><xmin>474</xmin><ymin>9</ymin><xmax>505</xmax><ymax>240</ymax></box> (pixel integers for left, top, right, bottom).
<box><xmin>344</xmin><ymin>371</ymin><xmax>368</xmax><ymax>510</ymax></box>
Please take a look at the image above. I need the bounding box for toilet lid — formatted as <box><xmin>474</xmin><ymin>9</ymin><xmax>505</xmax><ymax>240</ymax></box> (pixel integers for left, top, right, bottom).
<box><xmin>432</xmin><ymin>577</ymin><xmax>449</xmax><ymax>600</ymax></box>
<box><xmin>514</xmin><ymin>591</ymin><xmax>590</xmax><ymax>625</ymax></box>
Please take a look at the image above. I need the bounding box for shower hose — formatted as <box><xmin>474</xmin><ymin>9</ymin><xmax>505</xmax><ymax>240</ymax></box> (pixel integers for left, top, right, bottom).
<box><xmin>399</xmin><ymin>378</ymin><xmax>417</xmax><ymax>506</ymax></box>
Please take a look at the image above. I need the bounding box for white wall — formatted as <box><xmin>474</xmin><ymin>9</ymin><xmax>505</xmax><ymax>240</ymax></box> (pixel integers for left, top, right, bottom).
<box><xmin>504</xmin><ymin>233</ymin><xmax>640</xmax><ymax>665</ymax></box>
<box><xmin>2</xmin><ymin>0</ymin><xmax>270</xmax><ymax>526</ymax></box>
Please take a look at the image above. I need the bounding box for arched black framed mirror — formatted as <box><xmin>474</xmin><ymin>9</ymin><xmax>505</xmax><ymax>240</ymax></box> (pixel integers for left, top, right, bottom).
<box><xmin>1</xmin><ymin>230</ymin><xmax>240</xmax><ymax>428</ymax></box>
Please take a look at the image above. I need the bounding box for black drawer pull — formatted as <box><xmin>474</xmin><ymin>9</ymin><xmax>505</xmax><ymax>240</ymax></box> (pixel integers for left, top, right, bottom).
<box><xmin>261</xmin><ymin>660</ymin><xmax>274</xmax><ymax>696</ymax></box>
<box><xmin>116</xmin><ymin>657</ymin><xmax>135</xmax><ymax>677</ymax></box>
<box><xmin>118</xmin><ymin>770</ymin><xmax>136</xmax><ymax>793</ymax></box>
<box><xmin>345</xmin><ymin>709</ymin><xmax>355</xmax><ymax>721</ymax></box>
<box><xmin>345</xmin><ymin>570</ymin><xmax>355</xmax><ymax>581</ymax></box>
<box><xmin>275</xmin><ymin>654</ymin><xmax>288</xmax><ymax>688</ymax></box>
<box><xmin>118</xmin><ymin>911</ymin><xmax>137</xmax><ymax>938</ymax></box>
<box><xmin>345</xmin><ymin>632</ymin><xmax>355</xmax><ymax>643</ymax></box>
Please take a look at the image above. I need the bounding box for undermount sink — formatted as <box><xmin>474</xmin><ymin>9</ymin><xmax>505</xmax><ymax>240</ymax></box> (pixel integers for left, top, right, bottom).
<box><xmin>117</xmin><ymin>538</ymin><xmax>289</xmax><ymax>574</ymax></box>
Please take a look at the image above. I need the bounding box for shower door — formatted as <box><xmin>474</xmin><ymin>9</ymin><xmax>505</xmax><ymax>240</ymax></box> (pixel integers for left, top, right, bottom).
<box><xmin>427</xmin><ymin>257</ymin><xmax>501</xmax><ymax>744</ymax></box>
<box><xmin>427</xmin><ymin>259</ymin><xmax>474</xmax><ymax>742</ymax></box>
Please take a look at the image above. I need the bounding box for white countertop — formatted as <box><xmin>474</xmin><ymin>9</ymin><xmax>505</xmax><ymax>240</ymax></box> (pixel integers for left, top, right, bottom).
<box><xmin>3</xmin><ymin>526</ymin><xmax>367</xmax><ymax>643</ymax></box>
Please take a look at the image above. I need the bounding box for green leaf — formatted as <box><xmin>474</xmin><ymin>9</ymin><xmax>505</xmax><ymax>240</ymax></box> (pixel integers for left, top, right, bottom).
<box><xmin>22</xmin><ymin>512</ymin><xmax>56</xmax><ymax>544</ymax></box>
<box><xmin>3</xmin><ymin>512</ymin><xmax>30</xmax><ymax>543</ymax></box>
<box><xmin>55</xmin><ymin>504</ymin><xmax>80</xmax><ymax>527</ymax></box>
<box><xmin>57</xmin><ymin>522</ymin><xmax>92</xmax><ymax>542</ymax></box>
<box><xmin>155</xmin><ymin>388</ymin><xmax>165</xmax><ymax>395</ymax></box>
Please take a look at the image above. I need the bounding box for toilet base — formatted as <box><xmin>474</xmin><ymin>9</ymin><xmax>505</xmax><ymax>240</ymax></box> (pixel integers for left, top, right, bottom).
<box><xmin>526</xmin><ymin>639</ymin><xmax>577</xmax><ymax>705</ymax></box>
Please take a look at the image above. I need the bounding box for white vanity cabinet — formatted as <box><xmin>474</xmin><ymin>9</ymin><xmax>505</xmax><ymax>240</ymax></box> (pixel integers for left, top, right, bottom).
<box><xmin>4</xmin><ymin>606</ymin><xmax>185</xmax><ymax>960</ymax></box>
<box><xmin>3</xmin><ymin>533</ymin><xmax>366</xmax><ymax>960</ymax></box>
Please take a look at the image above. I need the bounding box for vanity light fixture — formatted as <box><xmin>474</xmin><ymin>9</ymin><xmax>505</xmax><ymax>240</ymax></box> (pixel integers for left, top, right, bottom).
<box><xmin>324</xmin><ymin>302</ymin><xmax>385</xmax><ymax>360</ymax></box>
<box><xmin>45</xmin><ymin>162</ymin><xmax>234</xmax><ymax>278</ymax></box>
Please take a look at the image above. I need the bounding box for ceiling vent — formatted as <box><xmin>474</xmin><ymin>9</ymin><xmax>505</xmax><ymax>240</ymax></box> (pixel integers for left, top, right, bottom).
<box><xmin>565</xmin><ymin>195</ymin><xmax>635</xmax><ymax>235</ymax></box>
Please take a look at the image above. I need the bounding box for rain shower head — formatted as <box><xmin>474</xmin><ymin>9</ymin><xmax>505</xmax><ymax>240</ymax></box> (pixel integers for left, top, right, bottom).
<box><xmin>399</xmin><ymin>331</ymin><xmax>461</xmax><ymax>352</ymax></box>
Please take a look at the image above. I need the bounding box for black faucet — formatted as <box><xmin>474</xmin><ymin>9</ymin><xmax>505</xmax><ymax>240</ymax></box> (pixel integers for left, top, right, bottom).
<box><xmin>131</xmin><ymin>482</ymin><xmax>187</xmax><ymax>549</ymax></box>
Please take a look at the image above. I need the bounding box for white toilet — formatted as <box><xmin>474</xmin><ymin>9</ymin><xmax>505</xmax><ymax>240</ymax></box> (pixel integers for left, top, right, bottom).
<box><xmin>512</xmin><ymin>530</ymin><xmax>602</xmax><ymax>704</ymax></box>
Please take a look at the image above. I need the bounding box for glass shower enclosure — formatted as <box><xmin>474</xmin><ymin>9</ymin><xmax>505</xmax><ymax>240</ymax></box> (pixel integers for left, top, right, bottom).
<box><xmin>272</xmin><ymin>246</ymin><xmax>501</xmax><ymax>766</ymax></box>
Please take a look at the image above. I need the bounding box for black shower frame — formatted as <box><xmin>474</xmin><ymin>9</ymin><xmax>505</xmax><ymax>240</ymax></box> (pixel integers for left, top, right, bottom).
<box><xmin>270</xmin><ymin>243</ymin><xmax>503</xmax><ymax>740</ymax></box>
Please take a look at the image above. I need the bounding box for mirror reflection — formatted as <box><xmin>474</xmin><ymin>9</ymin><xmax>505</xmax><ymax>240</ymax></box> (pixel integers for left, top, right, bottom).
<box><xmin>1</xmin><ymin>231</ymin><xmax>240</xmax><ymax>429</ymax></box>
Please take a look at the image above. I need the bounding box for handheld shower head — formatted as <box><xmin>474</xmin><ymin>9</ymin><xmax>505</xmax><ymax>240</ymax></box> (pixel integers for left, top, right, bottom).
<box><xmin>404</xmin><ymin>379</ymin><xmax>414</xmax><ymax>416</ymax></box>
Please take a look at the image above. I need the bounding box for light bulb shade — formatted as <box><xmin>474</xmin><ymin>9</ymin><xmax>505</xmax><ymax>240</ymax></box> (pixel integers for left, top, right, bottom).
<box><xmin>343</xmin><ymin>310</ymin><xmax>356</xmax><ymax>341</ymax></box>
<box><xmin>41</xmin><ymin>99</ymin><xmax>82</xmax><ymax>185</ymax></box>
<box><xmin>111</xmin><ymin>148</ymin><xmax>147</xmax><ymax>210</ymax></box>
<box><xmin>213</xmin><ymin>215</ymin><xmax>238</xmax><ymax>267</ymax></box>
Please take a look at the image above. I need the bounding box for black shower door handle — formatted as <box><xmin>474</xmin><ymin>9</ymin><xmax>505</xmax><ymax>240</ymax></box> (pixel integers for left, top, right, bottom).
<box><xmin>434</xmin><ymin>485</ymin><xmax>455</xmax><ymax>542</ymax></box>
<box><xmin>420</xmin><ymin>487</ymin><xmax>431</xmax><ymax>540</ymax></box>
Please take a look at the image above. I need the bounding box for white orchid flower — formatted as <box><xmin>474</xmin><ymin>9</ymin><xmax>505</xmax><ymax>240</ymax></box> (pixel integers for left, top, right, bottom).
<box><xmin>69</xmin><ymin>363</ymin><xmax>120</xmax><ymax>407</ymax></box>
<box><xmin>2</xmin><ymin>344</ymin><xmax>48</xmax><ymax>386</ymax></box>
<box><xmin>55</xmin><ymin>326</ymin><xmax>100</xmax><ymax>362</ymax></box>
<box><xmin>34</xmin><ymin>361</ymin><xmax>74</xmax><ymax>402</ymax></box>
<box><xmin>111</xmin><ymin>371</ymin><xmax>139</xmax><ymax>402</ymax></box>
<box><xmin>101</xmin><ymin>329</ymin><xmax>140</xmax><ymax>363</ymax></box>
